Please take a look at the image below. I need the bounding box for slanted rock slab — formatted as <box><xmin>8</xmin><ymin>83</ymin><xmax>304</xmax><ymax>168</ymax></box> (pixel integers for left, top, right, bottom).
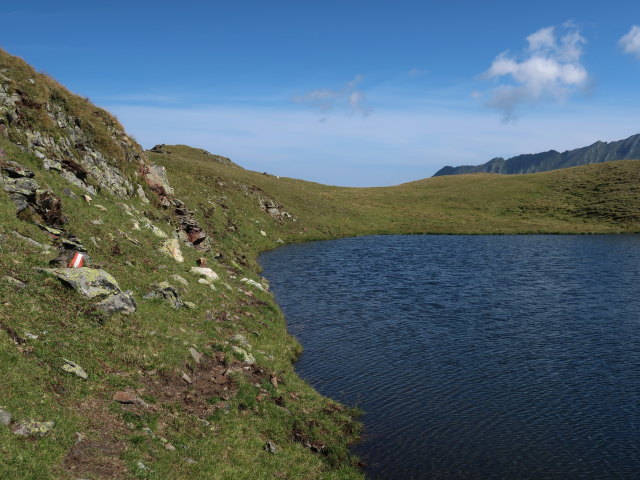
<box><xmin>43</xmin><ymin>268</ymin><xmax>121</xmax><ymax>299</ymax></box>
<box><xmin>61</xmin><ymin>359</ymin><xmax>88</xmax><ymax>379</ymax></box>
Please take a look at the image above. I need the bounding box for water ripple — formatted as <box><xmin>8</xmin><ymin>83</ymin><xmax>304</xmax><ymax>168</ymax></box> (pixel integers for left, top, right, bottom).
<box><xmin>260</xmin><ymin>235</ymin><xmax>640</xmax><ymax>479</ymax></box>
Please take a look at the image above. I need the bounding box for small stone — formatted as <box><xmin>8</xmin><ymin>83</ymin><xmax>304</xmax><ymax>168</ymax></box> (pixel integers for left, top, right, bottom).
<box><xmin>25</xmin><ymin>332</ymin><xmax>38</xmax><ymax>340</ymax></box>
<box><xmin>196</xmin><ymin>257</ymin><xmax>207</xmax><ymax>267</ymax></box>
<box><xmin>136</xmin><ymin>461</ymin><xmax>148</xmax><ymax>471</ymax></box>
<box><xmin>189</xmin><ymin>347</ymin><xmax>203</xmax><ymax>364</ymax></box>
<box><xmin>164</xmin><ymin>443</ymin><xmax>176</xmax><ymax>451</ymax></box>
<box><xmin>0</xmin><ymin>409</ymin><xmax>12</xmax><ymax>426</ymax></box>
<box><xmin>82</xmin><ymin>194</ymin><xmax>92</xmax><ymax>203</ymax></box>
<box><xmin>94</xmin><ymin>204</ymin><xmax>107</xmax><ymax>212</ymax></box>
<box><xmin>190</xmin><ymin>267</ymin><xmax>219</xmax><ymax>281</ymax></box>
<box><xmin>270</xmin><ymin>376</ymin><xmax>279</xmax><ymax>390</ymax></box>
<box><xmin>231</xmin><ymin>346</ymin><xmax>256</xmax><ymax>365</ymax></box>
<box><xmin>170</xmin><ymin>274</ymin><xmax>189</xmax><ymax>286</ymax></box>
<box><xmin>260</xmin><ymin>230</ymin><xmax>267</xmax><ymax>237</ymax></box>
<box><xmin>185</xmin><ymin>458</ymin><xmax>197</xmax><ymax>464</ymax></box>
<box><xmin>136</xmin><ymin>184</ymin><xmax>150</xmax><ymax>204</ymax></box>
<box><xmin>264</xmin><ymin>440</ymin><xmax>277</xmax><ymax>454</ymax></box>
<box><xmin>181</xmin><ymin>372</ymin><xmax>192</xmax><ymax>384</ymax></box>
<box><xmin>113</xmin><ymin>391</ymin><xmax>137</xmax><ymax>404</ymax></box>
<box><xmin>61</xmin><ymin>359</ymin><xmax>88</xmax><ymax>379</ymax></box>
<box><xmin>184</xmin><ymin>301</ymin><xmax>196</xmax><ymax>309</ymax></box>
<box><xmin>230</xmin><ymin>334</ymin><xmax>249</xmax><ymax>346</ymax></box>
<box><xmin>240</xmin><ymin>278</ymin><xmax>265</xmax><ymax>291</ymax></box>
<box><xmin>198</xmin><ymin>278</ymin><xmax>209</xmax><ymax>285</ymax></box>
<box><xmin>3</xmin><ymin>276</ymin><xmax>26</xmax><ymax>289</ymax></box>
<box><xmin>91</xmin><ymin>219</ymin><xmax>103</xmax><ymax>225</ymax></box>
<box><xmin>12</xmin><ymin>420</ymin><xmax>54</xmax><ymax>437</ymax></box>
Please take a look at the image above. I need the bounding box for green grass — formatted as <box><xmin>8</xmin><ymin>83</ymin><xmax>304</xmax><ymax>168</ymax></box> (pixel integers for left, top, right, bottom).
<box><xmin>148</xmin><ymin>144</ymin><xmax>640</xmax><ymax>241</ymax></box>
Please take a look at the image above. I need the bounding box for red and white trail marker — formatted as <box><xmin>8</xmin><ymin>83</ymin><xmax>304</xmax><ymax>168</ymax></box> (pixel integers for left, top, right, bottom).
<box><xmin>68</xmin><ymin>253</ymin><xmax>85</xmax><ymax>268</ymax></box>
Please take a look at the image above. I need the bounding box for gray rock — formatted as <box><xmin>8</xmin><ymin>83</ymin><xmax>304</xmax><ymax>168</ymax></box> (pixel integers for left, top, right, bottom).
<box><xmin>0</xmin><ymin>409</ymin><xmax>12</xmax><ymax>426</ymax></box>
<box><xmin>43</xmin><ymin>268</ymin><xmax>121</xmax><ymax>299</ymax></box>
<box><xmin>230</xmin><ymin>334</ymin><xmax>249</xmax><ymax>346</ymax></box>
<box><xmin>0</xmin><ymin>160</ymin><xmax>35</xmax><ymax>178</ymax></box>
<box><xmin>2</xmin><ymin>177</ymin><xmax>39</xmax><ymax>196</ymax></box>
<box><xmin>231</xmin><ymin>346</ymin><xmax>256</xmax><ymax>364</ymax></box>
<box><xmin>143</xmin><ymin>282</ymin><xmax>184</xmax><ymax>309</ymax></box>
<box><xmin>3</xmin><ymin>276</ymin><xmax>26</xmax><ymax>289</ymax></box>
<box><xmin>170</xmin><ymin>274</ymin><xmax>189</xmax><ymax>286</ymax></box>
<box><xmin>136</xmin><ymin>184</ymin><xmax>150</xmax><ymax>204</ymax></box>
<box><xmin>12</xmin><ymin>420</ymin><xmax>54</xmax><ymax>437</ymax></box>
<box><xmin>264</xmin><ymin>440</ymin><xmax>277</xmax><ymax>454</ymax></box>
<box><xmin>96</xmin><ymin>291</ymin><xmax>136</xmax><ymax>315</ymax></box>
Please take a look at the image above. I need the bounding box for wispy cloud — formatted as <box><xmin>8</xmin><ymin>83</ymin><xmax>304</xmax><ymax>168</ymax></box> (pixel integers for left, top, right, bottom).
<box><xmin>105</xmin><ymin>100</ymin><xmax>640</xmax><ymax>187</ymax></box>
<box><xmin>481</xmin><ymin>22</ymin><xmax>589</xmax><ymax>122</ymax></box>
<box><xmin>620</xmin><ymin>25</ymin><xmax>640</xmax><ymax>59</ymax></box>
<box><xmin>293</xmin><ymin>75</ymin><xmax>372</xmax><ymax>118</ymax></box>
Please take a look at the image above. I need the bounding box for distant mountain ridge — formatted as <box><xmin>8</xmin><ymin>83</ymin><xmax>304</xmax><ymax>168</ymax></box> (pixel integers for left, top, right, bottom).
<box><xmin>433</xmin><ymin>134</ymin><xmax>640</xmax><ymax>177</ymax></box>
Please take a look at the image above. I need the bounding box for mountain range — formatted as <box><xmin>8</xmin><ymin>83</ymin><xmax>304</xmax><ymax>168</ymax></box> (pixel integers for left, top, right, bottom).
<box><xmin>433</xmin><ymin>134</ymin><xmax>640</xmax><ymax>176</ymax></box>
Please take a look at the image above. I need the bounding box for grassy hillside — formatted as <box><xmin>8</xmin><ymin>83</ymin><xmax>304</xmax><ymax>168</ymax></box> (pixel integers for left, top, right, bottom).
<box><xmin>148</xmin><ymin>145</ymin><xmax>640</xmax><ymax>239</ymax></box>
<box><xmin>1</xmin><ymin>46</ymin><xmax>640</xmax><ymax>480</ymax></box>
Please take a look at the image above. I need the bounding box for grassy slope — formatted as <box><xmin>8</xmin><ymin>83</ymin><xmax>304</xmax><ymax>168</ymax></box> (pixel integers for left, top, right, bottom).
<box><xmin>0</xmin><ymin>144</ymin><xmax>361</xmax><ymax>479</ymax></box>
<box><xmin>150</xmin><ymin>145</ymin><xmax>640</xmax><ymax>239</ymax></box>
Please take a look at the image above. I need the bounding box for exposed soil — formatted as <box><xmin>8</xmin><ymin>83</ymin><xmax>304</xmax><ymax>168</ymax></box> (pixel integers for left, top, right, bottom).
<box><xmin>141</xmin><ymin>352</ymin><xmax>269</xmax><ymax>418</ymax></box>
<box><xmin>62</xmin><ymin>397</ymin><xmax>129</xmax><ymax>479</ymax></box>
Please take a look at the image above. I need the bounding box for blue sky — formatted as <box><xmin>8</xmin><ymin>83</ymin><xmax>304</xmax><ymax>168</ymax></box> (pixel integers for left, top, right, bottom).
<box><xmin>2</xmin><ymin>1</ymin><xmax>640</xmax><ymax>186</ymax></box>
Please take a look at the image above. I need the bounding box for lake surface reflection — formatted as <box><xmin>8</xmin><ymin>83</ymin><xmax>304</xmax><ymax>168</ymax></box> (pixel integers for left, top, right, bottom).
<box><xmin>260</xmin><ymin>235</ymin><xmax>640</xmax><ymax>479</ymax></box>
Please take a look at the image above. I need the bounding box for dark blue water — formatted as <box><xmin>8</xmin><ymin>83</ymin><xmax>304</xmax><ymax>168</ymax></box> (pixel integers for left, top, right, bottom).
<box><xmin>260</xmin><ymin>235</ymin><xmax>640</xmax><ymax>480</ymax></box>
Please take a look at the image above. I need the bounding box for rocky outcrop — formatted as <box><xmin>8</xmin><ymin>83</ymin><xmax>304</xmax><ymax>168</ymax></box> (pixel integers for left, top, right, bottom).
<box><xmin>42</xmin><ymin>268</ymin><xmax>136</xmax><ymax>315</ymax></box>
<box><xmin>144</xmin><ymin>164</ymin><xmax>211</xmax><ymax>251</ymax></box>
<box><xmin>433</xmin><ymin>133</ymin><xmax>640</xmax><ymax>176</ymax></box>
<box><xmin>0</xmin><ymin>49</ymin><xmax>144</xmax><ymax>197</ymax></box>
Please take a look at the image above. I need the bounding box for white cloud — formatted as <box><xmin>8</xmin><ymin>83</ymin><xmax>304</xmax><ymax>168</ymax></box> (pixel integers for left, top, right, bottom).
<box><xmin>293</xmin><ymin>75</ymin><xmax>372</xmax><ymax>117</ymax></box>
<box><xmin>620</xmin><ymin>25</ymin><xmax>640</xmax><ymax>58</ymax></box>
<box><xmin>482</xmin><ymin>23</ymin><xmax>588</xmax><ymax>121</ymax></box>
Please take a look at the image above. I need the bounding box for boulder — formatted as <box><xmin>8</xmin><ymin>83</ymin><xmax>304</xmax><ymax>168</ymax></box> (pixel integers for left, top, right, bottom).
<box><xmin>96</xmin><ymin>291</ymin><xmax>136</xmax><ymax>315</ymax></box>
<box><xmin>43</xmin><ymin>268</ymin><xmax>121</xmax><ymax>298</ymax></box>
<box><xmin>43</xmin><ymin>267</ymin><xmax>136</xmax><ymax>315</ymax></box>
<box><xmin>143</xmin><ymin>164</ymin><xmax>174</xmax><ymax>196</ymax></box>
